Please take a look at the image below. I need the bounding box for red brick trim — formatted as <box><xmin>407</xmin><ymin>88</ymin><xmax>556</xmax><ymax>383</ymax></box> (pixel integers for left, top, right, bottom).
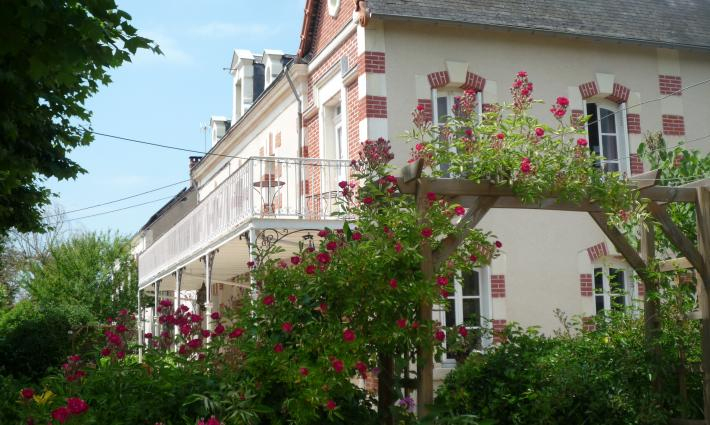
<box><xmin>579</xmin><ymin>81</ymin><xmax>599</xmax><ymax>99</ymax></box>
<box><xmin>630</xmin><ymin>153</ymin><xmax>644</xmax><ymax>175</ymax></box>
<box><xmin>587</xmin><ymin>242</ymin><xmax>608</xmax><ymax>262</ymax></box>
<box><xmin>360</xmin><ymin>95</ymin><xmax>387</xmax><ymax>118</ymax></box>
<box><xmin>580</xmin><ymin>274</ymin><xmax>593</xmax><ymax>297</ymax></box>
<box><xmin>627</xmin><ymin>113</ymin><xmax>641</xmax><ymax>134</ymax></box>
<box><xmin>674</xmin><ymin>154</ymin><xmax>684</xmax><ymax>167</ymax></box>
<box><xmin>606</xmin><ymin>83</ymin><xmax>630</xmax><ymax>104</ymax></box>
<box><xmin>492</xmin><ymin>319</ymin><xmax>507</xmax><ymax>344</ymax></box>
<box><xmin>461</xmin><ymin>72</ymin><xmax>486</xmax><ymax>92</ymax></box>
<box><xmin>571</xmin><ymin>109</ymin><xmax>584</xmax><ymax>129</ymax></box>
<box><xmin>582</xmin><ymin>316</ymin><xmax>595</xmax><ymax>332</ymax></box>
<box><xmin>359</xmin><ymin>51</ymin><xmax>385</xmax><ymax>75</ymax></box>
<box><xmin>659</xmin><ymin>75</ymin><xmax>682</xmax><ymax>96</ymax></box>
<box><xmin>482</xmin><ymin>103</ymin><xmax>494</xmax><ymax>113</ymax></box>
<box><xmin>491</xmin><ymin>274</ymin><xmax>506</xmax><ymax>298</ymax></box>
<box><xmin>637</xmin><ymin>282</ymin><xmax>645</xmax><ymax>298</ymax></box>
<box><xmin>662</xmin><ymin>114</ymin><xmax>685</xmax><ymax>135</ymax></box>
<box><xmin>417</xmin><ymin>98</ymin><xmax>433</xmax><ymax>122</ymax></box>
<box><xmin>428</xmin><ymin>71</ymin><xmax>450</xmax><ymax>88</ymax></box>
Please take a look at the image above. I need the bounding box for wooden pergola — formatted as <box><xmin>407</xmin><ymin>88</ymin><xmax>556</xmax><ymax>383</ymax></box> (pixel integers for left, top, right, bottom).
<box><xmin>397</xmin><ymin>159</ymin><xmax>710</xmax><ymax>423</ymax></box>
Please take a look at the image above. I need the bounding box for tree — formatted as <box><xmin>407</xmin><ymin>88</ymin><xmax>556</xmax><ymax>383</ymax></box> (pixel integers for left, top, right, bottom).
<box><xmin>0</xmin><ymin>0</ymin><xmax>159</xmax><ymax>235</ymax></box>
<box><xmin>22</xmin><ymin>231</ymin><xmax>138</xmax><ymax>321</ymax></box>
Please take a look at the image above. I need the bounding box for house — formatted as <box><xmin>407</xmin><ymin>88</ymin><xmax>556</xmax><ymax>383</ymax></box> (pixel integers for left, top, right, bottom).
<box><xmin>134</xmin><ymin>0</ymin><xmax>710</xmax><ymax>382</ymax></box>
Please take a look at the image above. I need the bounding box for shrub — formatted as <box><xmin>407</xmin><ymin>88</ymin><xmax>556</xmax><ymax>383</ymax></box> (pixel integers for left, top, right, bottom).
<box><xmin>0</xmin><ymin>300</ymin><xmax>95</xmax><ymax>380</ymax></box>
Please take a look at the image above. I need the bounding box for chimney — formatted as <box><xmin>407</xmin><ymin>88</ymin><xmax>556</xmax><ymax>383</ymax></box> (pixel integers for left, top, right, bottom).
<box><xmin>210</xmin><ymin>116</ymin><xmax>230</xmax><ymax>147</ymax></box>
<box><xmin>262</xmin><ymin>49</ymin><xmax>284</xmax><ymax>87</ymax></box>
<box><xmin>230</xmin><ymin>49</ymin><xmax>268</xmax><ymax>122</ymax></box>
<box><xmin>189</xmin><ymin>156</ymin><xmax>203</xmax><ymax>170</ymax></box>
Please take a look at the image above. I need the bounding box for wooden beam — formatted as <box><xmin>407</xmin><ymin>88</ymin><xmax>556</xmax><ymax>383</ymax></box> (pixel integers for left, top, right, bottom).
<box><xmin>399</xmin><ymin>159</ymin><xmax>424</xmax><ymax>184</ymax></box>
<box><xmin>647</xmin><ymin>202</ymin><xmax>709</xmax><ymax>284</ymax></box>
<box><xmin>433</xmin><ymin>196</ymin><xmax>497</xmax><ymax>268</ymax></box>
<box><xmin>589</xmin><ymin>212</ymin><xmax>650</xmax><ymax>281</ymax></box>
<box><xmin>631</xmin><ymin>168</ymin><xmax>661</xmax><ymax>189</ymax></box>
<box><xmin>491</xmin><ymin>197</ymin><xmax>604</xmax><ymax>212</ymax></box>
<box><xmin>659</xmin><ymin>257</ymin><xmax>693</xmax><ymax>272</ymax></box>
<box><xmin>639</xmin><ymin>186</ymin><xmax>698</xmax><ymax>203</ymax></box>
<box><xmin>415</xmin><ymin>179</ymin><xmax>434</xmax><ymax>417</ymax></box>
<box><xmin>680</xmin><ymin>177</ymin><xmax>710</xmax><ymax>189</ymax></box>
<box><xmin>695</xmin><ymin>187</ymin><xmax>710</xmax><ymax>425</ymax></box>
<box><xmin>640</xmin><ymin>220</ymin><xmax>662</xmax><ymax>392</ymax></box>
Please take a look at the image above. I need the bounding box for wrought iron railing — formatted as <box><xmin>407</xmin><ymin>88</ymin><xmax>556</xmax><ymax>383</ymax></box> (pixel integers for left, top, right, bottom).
<box><xmin>138</xmin><ymin>156</ymin><xmax>350</xmax><ymax>285</ymax></box>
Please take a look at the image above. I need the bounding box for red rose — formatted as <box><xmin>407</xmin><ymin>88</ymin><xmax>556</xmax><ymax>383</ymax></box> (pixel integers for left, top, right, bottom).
<box><xmin>331</xmin><ymin>358</ymin><xmax>344</xmax><ymax>373</ymax></box>
<box><xmin>213</xmin><ymin>323</ymin><xmax>225</xmax><ymax>336</ymax></box>
<box><xmin>496</xmin><ymin>133</ymin><xmax>505</xmax><ymax>140</ymax></box>
<box><xmin>159</xmin><ymin>299</ymin><xmax>172</xmax><ymax>307</ymax></box>
<box><xmin>306</xmin><ymin>265</ymin><xmax>316</xmax><ymax>274</ymax></box>
<box><xmin>435</xmin><ymin>330</ymin><xmax>446</xmax><ymax>341</ymax></box>
<box><xmin>436</xmin><ymin>276</ymin><xmax>449</xmax><ymax>286</ymax></box>
<box><xmin>556</xmin><ymin>96</ymin><xmax>569</xmax><ymax>106</ymax></box>
<box><xmin>577</xmin><ymin>138</ymin><xmax>588</xmax><ymax>147</ymax></box>
<box><xmin>319</xmin><ymin>302</ymin><xmax>328</xmax><ymax>314</ymax></box>
<box><xmin>421</xmin><ymin>228</ymin><xmax>433</xmax><ymax>238</ymax></box>
<box><xmin>100</xmin><ymin>347</ymin><xmax>111</xmax><ymax>357</ymax></box>
<box><xmin>187</xmin><ymin>338</ymin><xmax>202</xmax><ymax>349</ymax></box>
<box><xmin>343</xmin><ymin>329</ymin><xmax>356</xmax><ymax>342</ymax></box>
<box><xmin>20</xmin><ymin>388</ymin><xmax>33</xmax><ymax>399</ymax></box>
<box><xmin>246</xmin><ymin>261</ymin><xmax>255</xmax><ymax>268</ymax></box>
<box><xmin>465</xmin><ymin>128</ymin><xmax>473</xmax><ymax>137</ymax></box>
<box><xmin>338</xmin><ymin>180</ymin><xmax>347</xmax><ymax>189</ymax></box>
<box><xmin>440</xmin><ymin>289</ymin><xmax>450</xmax><ymax>297</ymax></box>
<box><xmin>326</xmin><ymin>400</ymin><xmax>337</xmax><ymax>411</ymax></box>
<box><xmin>201</xmin><ymin>329</ymin><xmax>211</xmax><ymax>338</ymax></box>
<box><xmin>469</xmin><ymin>254</ymin><xmax>478</xmax><ymax>263</ymax></box>
<box><xmin>535</xmin><ymin>127</ymin><xmax>544</xmax><ymax>137</ymax></box>
<box><xmin>416</xmin><ymin>104</ymin><xmax>425</xmax><ymax>111</ymax></box>
<box><xmin>394</xmin><ymin>242</ymin><xmax>403</xmax><ymax>253</ymax></box>
<box><xmin>263</xmin><ymin>295</ymin><xmax>275</xmax><ymax>306</ymax></box>
<box><xmin>352</xmin><ymin>232</ymin><xmax>362</xmax><ymax>241</ymax></box>
<box><xmin>318</xmin><ymin>229</ymin><xmax>330</xmax><ymax>237</ymax></box>
<box><xmin>288</xmin><ymin>294</ymin><xmax>297</xmax><ymax>303</ymax></box>
<box><xmin>426</xmin><ymin>192</ymin><xmax>437</xmax><ymax>201</ymax></box>
<box><xmin>282</xmin><ymin>322</ymin><xmax>293</xmax><ymax>333</ymax></box>
<box><xmin>458</xmin><ymin>326</ymin><xmax>469</xmax><ymax>337</ymax></box>
<box><xmin>495</xmin><ymin>240</ymin><xmax>503</xmax><ymax>248</ymax></box>
<box><xmin>67</xmin><ymin>397</ymin><xmax>89</xmax><ymax>415</ymax></box>
<box><xmin>520</xmin><ymin>157</ymin><xmax>531</xmax><ymax>173</ymax></box>
<box><xmin>229</xmin><ymin>327</ymin><xmax>244</xmax><ymax>338</ymax></box>
<box><xmin>118</xmin><ymin>308</ymin><xmax>128</xmax><ymax>316</ymax></box>
<box><xmin>454</xmin><ymin>205</ymin><xmax>465</xmax><ymax>216</ymax></box>
<box><xmin>300</xmin><ymin>367</ymin><xmax>309</xmax><ymax>376</ymax></box>
<box><xmin>396</xmin><ymin>319</ymin><xmax>407</xmax><ymax>329</ymax></box>
<box><xmin>316</xmin><ymin>252</ymin><xmax>331</xmax><ymax>264</ymax></box>
<box><xmin>389</xmin><ymin>278</ymin><xmax>398</xmax><ymax>289</ymax></box>
<box><xmin>274</xmin><ymin>343</ymin><xmax>284</xmax><ymax>353</ymax></box>
<box><xmin>144</xmin><ymin>332</ymin><xmax>153</xmax><ymax>339</ymax></box>
<box><xmin>326</xmin><ymin>241</ymin><xmax>338</xmax><ymax>251</ymax></box>
<box><xmin>362</xmin><ymin>197</ymin><xmax>374</xmax><ymax>205</ymax></box>
<box><xmin>517</xmin><ymin>70</ymin><xmax>527</xmax><ymax>77</ymax></box>
<box><xmin>210</xmin><ymin>311</ymin><xmax>221</xmax><ymax>320</ymax></box>
<box><xmin>411</xmin><ymin>321</ymin><xmax>420</xmax><ymax>329</ymax></box>
<box><xmin>52</xmin><ymin>406</ymin><xmax>71</xmax><ymax>424</ymax></box>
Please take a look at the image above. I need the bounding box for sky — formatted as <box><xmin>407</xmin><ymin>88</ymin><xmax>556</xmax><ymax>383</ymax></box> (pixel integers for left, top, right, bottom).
<box><xmin>48</xmin><ymin>0</ymin><xmax>305</xmax><ymax>237</ymax></box>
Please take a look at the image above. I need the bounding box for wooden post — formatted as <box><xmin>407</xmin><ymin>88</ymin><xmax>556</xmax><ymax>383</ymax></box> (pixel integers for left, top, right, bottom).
<box><xmin>137</xmin><ymin>287</ymin><xmax>143</xmax><ymax>362</ymax></box>
<box><xmin>640</xmin><ymin>220</ymin><xmax>662</xmax><ymax>390</ymax></box>
<box><xmin>695</xmin><ymin>187</ymin><xmax>710</xmax><ymax>425</ymax></box>
<box><xmin>174</xmin><ymin>268</ymin><xmax>183</xmax><ymax>352</ymax></box>
<box><xmin>416</xmin><ymin>179</ymin><xmax>434</xmax><ymax>417</ymax></box>
<box><xmin>377</xmin><ymin>353</ymin><xmax>395</xmax><ymax>425</ymax></box>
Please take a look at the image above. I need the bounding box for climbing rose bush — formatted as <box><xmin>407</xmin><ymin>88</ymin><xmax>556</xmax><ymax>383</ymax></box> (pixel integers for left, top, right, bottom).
<box><xmin>408</xmin><ymin>71</ymin><xmax>645</xmax><ymax>225</ymax></box>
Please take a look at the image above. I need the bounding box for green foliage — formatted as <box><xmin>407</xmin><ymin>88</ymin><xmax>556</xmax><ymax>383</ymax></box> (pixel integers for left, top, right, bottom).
<box><xmin>22</xmin><ymin>231</ymin><xmax>138</xmax><ymax>322</ymax></box>
<box><xmin>434</xmin><ymin>307</ymin><xmax>702</xmax><ymax>425</ymax></box>
<box><xmin>0</xmin><ymin>0</ymin><xmax>159</xmax><ymax>235</ymax></box>
<box><xmin>0</xmin><ymin>300</ymin><xmax>95</xmax><ymax>379</ymax></box>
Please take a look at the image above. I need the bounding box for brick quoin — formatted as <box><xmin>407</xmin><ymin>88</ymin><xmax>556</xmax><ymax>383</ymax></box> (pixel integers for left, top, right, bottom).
<box><xmin>579</xmin><ymin>81</ymin><xmax>599</xmax><ymax>99</ymax></box>
<box><xmin>492</xmin><ymin>319</ymin><xmax>507</xmax><ymax>344</ymax></box>
<box><xmin>359</xmin><ymin>51</ymin><xmax>385</xmax><ymax>75</ymax></box>
<box><xmin>582</xmin><ymin>316</ymin><xmax>595</xmax><ymax>332</ymax></box>
<box><xmin>630</xmin><ymin>154</ymin><xmax>645</xmax><ymax>175</ymax></box>
<box><xmin>307</xmin><ymin>0</ymin><xmax>356</xmax><ymax>57</ymax></box>
<box><xmin>659</xmin><ymin>75</ymin><xmax>682</xmax><ymax>96</ymax></box>
<box><xmin>360</xmin><ymin>95</ymin><xmax>387</xmax><ymax>119</ymax></box>
<box><xmin>662</xmin><ymin>114</ymin><xmax>685</xmax><ymax>136</ymax></box>
<box><xmin>417</xmin><ymin>98</ymin><xmax>433</xmax><ymax>122</ymax></box>
<box><xmin>461</xmin><ymin>72</ymin><xmax>486</xmax><ymax>92</ymax></box>
<box><xmin>586</xmin><ymin>242</ymin><xmax>608</xmax><ymax>262</ymax></box>
<box><xmin>606</xmin><ymin>83</ymin><xmax>630</xmax><ymax>104</ymax></box>
<box><xmin>427</xmin><ymin>71</ymin><xmax>450</xmax><ymax>88</ymax></box>
<box><xmin>491</xmin><ymin>274</ymin><xmax>506</xmax><ymax>298</ymax></box>
<box><xmin>627</xmin><ymin>113</ymin><xmax>641</xmax><ymax>134</ymax></box>
<box><xmin>346</xmin><ymin>81</ymin><xmax>360</xmax><ymax>157</ymax></box>
<box><xmin>580</xmin><ymin>274</ymin><xmax>593</xmax><ymax>297</ymax></box>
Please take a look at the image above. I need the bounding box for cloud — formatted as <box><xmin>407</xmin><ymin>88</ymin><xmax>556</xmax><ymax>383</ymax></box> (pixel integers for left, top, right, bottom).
<box><xmin>189</xmin><ymin>22</ymin><xmax>272</xmax><ymax>39</ymax></box>
<box><xmin>133</xmin><ymin>30</ymin><xmax>194</xmax><ymax>66</ymax></box>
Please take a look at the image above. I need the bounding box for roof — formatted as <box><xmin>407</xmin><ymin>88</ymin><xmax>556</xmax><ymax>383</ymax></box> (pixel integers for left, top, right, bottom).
<box><xmin>139</xmin><ymin>186</ymin><xmax>193</xmax><ymax>232</ymax></box>
<box><xmin>367</xmin><ymin>0</ymin><xmax>710</xmax><ymax>50</ymax></box>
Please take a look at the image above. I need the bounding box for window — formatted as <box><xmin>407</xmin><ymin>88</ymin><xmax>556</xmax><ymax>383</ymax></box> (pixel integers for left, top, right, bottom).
<box><xmin>586</xmin><ymin>101</ymin><xmax>630</xmax><ymax>174</ymax></box>
<box><xmin>593</xmin><ymin>266</ymin><xmax>632</xmax><ymax>314</ymax></box>
<box><xmin>327</xmin><ymin>0</ymin><xmax>340</xmax><ymax>16</ymax></box>
<box><xmin>433</xmin><ymin>89</ymin><xmax>483</xmax><ymax>125</ymax></box>
<box><xmin>437</xmin><ymin>269</ymin><xmax>490</xmax><ymax>362</ymax></box>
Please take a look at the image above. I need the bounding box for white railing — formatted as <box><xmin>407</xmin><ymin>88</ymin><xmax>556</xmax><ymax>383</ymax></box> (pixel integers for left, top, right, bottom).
<box><xmin>138</xmin><ymin>156</ymin><xmax>350</xmax><ymax>285</ymax></box>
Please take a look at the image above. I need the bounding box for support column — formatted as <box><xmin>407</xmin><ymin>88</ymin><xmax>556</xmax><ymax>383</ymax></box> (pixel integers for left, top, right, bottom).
<box><xmin>695</xmin><ymin>187</ymin><xmax>710</xmax><ymax>425</ymax></box>
<box><xmin>248</xmin><ymin>228</ymin><xmax>258</xmax><ymax>301</ymax></box>
<box><xmin>416</xmin><ymin>179</ymin><xmax>434</xmax><ymax>418</ymax></box>
<box><xmin>174</xmin><ymin>268</ymin><xmax>183</xmax><ymax>351</ymax></box>
<box><xmin>137</xmin><ymin>287</ymin><xmax>143</xmax><ymax>362</ymax></box>
<box><xmin>205</xmin><ymin>251</ymin><xmax>216</xmax><ymax>331</ymax></box>
<box><xmin>640</xmin><ymin>220</ymin><xmax>661</xmax><ymax>390</ymax></box>
<box><xmin>153</xmin><ymin>280</ymin><xmax>160</xmax><ymax>336</ymax></box>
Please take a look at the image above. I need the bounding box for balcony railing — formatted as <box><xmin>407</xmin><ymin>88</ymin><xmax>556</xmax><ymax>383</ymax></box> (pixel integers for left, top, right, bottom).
<box><xmin>138</xmin><ymin>156</ymin><xmax>350</xmax><ymax>285</ymax></box>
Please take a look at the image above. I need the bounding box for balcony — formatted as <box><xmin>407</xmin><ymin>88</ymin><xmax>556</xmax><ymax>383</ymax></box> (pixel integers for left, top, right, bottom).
<box><xmin>138</xmin><ymin>156</ymin><xmax>350</xmax><ymax>286</ymax></box>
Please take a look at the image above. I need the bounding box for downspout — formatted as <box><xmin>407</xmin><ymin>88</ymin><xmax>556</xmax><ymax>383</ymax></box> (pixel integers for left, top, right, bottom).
<box><xmin>284</xmin><ymin>63</ymin><xmax>304</xmax><ymax>218</ymax></box>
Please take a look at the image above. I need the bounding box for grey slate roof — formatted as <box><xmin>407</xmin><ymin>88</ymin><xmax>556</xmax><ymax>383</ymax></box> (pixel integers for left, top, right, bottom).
<box><xmin>368</xmin><ymin>0</ymin><xmax>710</xmax><ymax>50</ymax></box>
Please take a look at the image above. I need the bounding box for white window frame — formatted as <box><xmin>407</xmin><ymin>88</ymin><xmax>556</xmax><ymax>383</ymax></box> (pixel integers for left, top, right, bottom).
<box><xmin>436</xmin><ymin>267</ymin><xmax>492</xmax><ymax>365</ymax></box>
<box><xmin>593</xmin><ymin>265</ymin><xmax>635</xmax><ymax>314</ymax></box>
<box><xmin>585</xmin><ymin>100</ymin><xmax>631</xmax><ymax>175</ymax></box>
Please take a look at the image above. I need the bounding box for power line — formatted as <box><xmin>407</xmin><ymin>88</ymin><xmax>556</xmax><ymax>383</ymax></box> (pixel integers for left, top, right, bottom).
<box><xmin>47</xmin><ymin>179</ymin><xmax>191</xmax><ymax>218</ymax></box>
<box><xmin>65</xmin><ymin>195</ymin><xmax>177</xmax><ymax>222</ymax></box>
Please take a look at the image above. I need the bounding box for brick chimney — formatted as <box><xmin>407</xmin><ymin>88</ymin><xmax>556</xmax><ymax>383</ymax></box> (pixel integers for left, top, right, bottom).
<box><xmin>189</xmin><ymin>156</ymin><xmax>203</xmax><ymax>170</ymax></box>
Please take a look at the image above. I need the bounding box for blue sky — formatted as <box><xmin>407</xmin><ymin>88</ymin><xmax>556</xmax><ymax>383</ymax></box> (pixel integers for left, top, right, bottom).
<box><xmin>49</xmin><ymin>0</ymin><xmax>304</xmax><ymax>236</ymax></box>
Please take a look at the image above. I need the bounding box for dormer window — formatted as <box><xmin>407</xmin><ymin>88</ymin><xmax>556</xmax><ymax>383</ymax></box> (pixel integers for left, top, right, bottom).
<box><xmin>327</xmin><ymin>0</ymin><xmax>340</xmax><ymax>16</ymax></box>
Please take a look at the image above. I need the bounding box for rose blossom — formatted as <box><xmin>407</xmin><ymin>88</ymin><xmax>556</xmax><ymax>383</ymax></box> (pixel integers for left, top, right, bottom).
<box><xmin>67</xmin><ymin>397</ymin><xmax>89</xmax><ymax>414</ymax></box>
<box><xmin>263</xmin><ymin>295</ymin><xmax>275</xmax><ymax>305</ymax></box>
<box><xmin>396</xmin><ymin>319</ymin><xmax>407</xmax><ymax>329</ymax></box>
<box><xmin>436</xmin><ymin>276</ymin><xmax>449</xmax><ymax>286</ymax></box>
<box><xmin>389</xmin><ymin>278</ymin><xmax>398</xmax><ymax>289</ymax></box>
<box><xmin>343</xmin><ymin>329</ymin><xmax>356</xmax><ymax>342</ymax></box>
<box><xmin>435</xmin><ymin>330</ymin><xmax>446</xmax><ymax>341</ymax></box>
<box><xmin>229</xmin><ymin>327</ymin><xmax>244</xmax><ymax>338</ymax></box>
<box><xmin>326</xmin><ymin>400</ymin><xmax>337</xmax><ymax>411</ymax></box>
<box><xmin>316</xmin><ymin>252</ymin><xmax>331</xmax><ymax>264</ymax></box>
<box><xmin>326</xmin><ymin>241</ymin><xmax>338</xmax><ymax>251</ymax></box>
<box><xmin>300</xmin><ymin>367</ymin><xmax>309</xmax><ymax>376</ymax></box>
<box><xmin>535</xmin><ymin>127</ymin><xmax>544</xmax><ymax>137</ymax></box>
<box><xmin>520</xmin><ymin>157</ymin><xmax>532</xmax><ymax>174</ymax></box>
<box><xmin>331</xmin><ymin>358</ymin><xmax>344</xmax><ymax>373</ymax></box>
<box><xmin>577</xmin><ymin>138</ymin><xmax>588</xmax><ymax>147</ymax></box>
<box><xmin>454</xmin><ymin>205</ymin><xmax>466</xmax><ymax>216</ymax></box>
<box><xmin>274</xmin><ymin>343</ymin><xmax>284</xmax><ymax>353</ymax></box>
<box><xmin>421</xmin><ymin>228</ymin><xmax>433</xmax><ymax>238</ymax></box>
<box><xmin>495</xmin><ymin>240</ymin><xmax>503</xmax><ymax>248</ymax></box>
<box><xmin>288</xmin><ymin>294</ymin><xmax>297</xmax><ymax>303</ymax></box>
<box><xmin>305</xmin><ymin>265</ymin><xmax>316</xmax><ymax>274</ymax></box>
<box><xmin>458</xmin><ymin>326</ymin><xmax>469</xmax><ymax>337</ymax></box>
<box><xmin>51</xmin><ymin>406</ymin><xmax>70</xmax><ymax>424</ymax></box>
<box><xmin>282</xmin><ymin>322</ymin><xmax>294</xmax><ymax>333</ymax></box>
<box><xmin>213</xmin><ymin>323</ymin><xmax>225</xmax><ymax>336</ymax></box>
<box><xmin>20</xmin><ymin>388</ymin><xmax>34</xmax><ymax>399</ymax></box>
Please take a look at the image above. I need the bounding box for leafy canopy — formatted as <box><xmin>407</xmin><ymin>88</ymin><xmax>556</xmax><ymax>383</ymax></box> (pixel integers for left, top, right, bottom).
<box><xmin>0</xmin><ymin>0</ymin><xmax>159</xmax><ymax>234</ymax></box>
